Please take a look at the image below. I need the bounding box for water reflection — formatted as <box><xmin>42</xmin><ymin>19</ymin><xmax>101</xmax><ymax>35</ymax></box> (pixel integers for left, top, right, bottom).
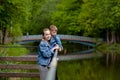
<box><xmin>58</xmin><ymin>53</ymin><xmax>120</xmax><ymax>80</ymax></box>
<box><xmin>55</xmin><ymin>41</ymin><xmax>94</xmax><ymax>55</ymax></box>
<box><xmin>25</xmin><ymin>41</ymin><xmax>94</xmax><ymax>55</ymax></box>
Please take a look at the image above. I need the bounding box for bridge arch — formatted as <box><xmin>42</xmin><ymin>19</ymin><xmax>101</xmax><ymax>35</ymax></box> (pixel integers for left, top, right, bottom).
<box><xmin>14</xmin><ymin>34</ymin><xmax>103</xmax><ymax>47</ymax></box>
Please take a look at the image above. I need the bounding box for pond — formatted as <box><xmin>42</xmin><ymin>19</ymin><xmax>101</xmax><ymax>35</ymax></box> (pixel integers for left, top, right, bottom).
<box><xmin>58</xmin><ymin>57</ymin><xmax>120</xmax><ymax>80</ymax></box>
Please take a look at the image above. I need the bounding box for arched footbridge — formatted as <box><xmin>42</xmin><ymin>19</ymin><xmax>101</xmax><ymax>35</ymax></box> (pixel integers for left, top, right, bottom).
<box><xmin>13</xmin><ymin>34</ymin><xmax>103</xmax><ymax>47</ymax></box>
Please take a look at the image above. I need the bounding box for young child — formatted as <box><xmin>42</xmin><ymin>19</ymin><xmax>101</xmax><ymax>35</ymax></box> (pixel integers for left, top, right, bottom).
<box><xmin>49</xmin><ymin>25</ymin><xmax>63</xmax><ymax>80</ymax></box>
<box><xmin>49</xmin><ymin>25</ymin><xmax>63</xmax><ymax>52</ymax></box>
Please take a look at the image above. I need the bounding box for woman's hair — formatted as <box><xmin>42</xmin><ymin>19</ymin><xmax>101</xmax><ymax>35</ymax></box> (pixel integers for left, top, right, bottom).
<box><xmin>42</xmin><ymin>28</ymin><xmax>50</xmax><ymax>36</ymax></box>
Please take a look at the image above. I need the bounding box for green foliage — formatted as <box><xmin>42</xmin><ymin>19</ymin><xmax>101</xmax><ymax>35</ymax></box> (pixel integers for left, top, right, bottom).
<box><xmin>0</xmin><ymin>0</ymin><xmax>32</xmax><ymax>39</ymax></box>
<box><xmin>51</xmin><ymin>0</ymin><xmax>82</xmax><ymax>34</ymax></box>
<box><xmin>0</xmin><ymin>0</ymin><xmax>120</xmax><ymax>42</ymax></box>
<box><xmin>29</xmin><ymin>0</ymin><xmax>59</xmax><ymax>34</ymax></box>
<box><xmin>36</xmin><ymin>0</ymin><xmax>120</xmax><ymax>38</ymax></box>
<box><xmin>78</xmin><ymin>0</ymin><xmax>120</xmax><ymax>37</ymax></box>
<box><xmin>98</xmin><ymin>43</ymin><xmax>120</xmax><ymax>54</ymax></box>
<box><xmin>10</xmin><ymin>23</ymin><xmax>23</xmax><ymax>40</ymax></box>
<box><xmin>78</xmin><ymin>0</ymin><xmax>101</xmax><ymax>36</ymax></box>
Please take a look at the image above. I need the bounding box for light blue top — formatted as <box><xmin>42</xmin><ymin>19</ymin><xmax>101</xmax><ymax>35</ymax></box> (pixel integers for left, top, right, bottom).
<box><xmin>50</xmin><ymin>35</ymin><xmax>63</xmax><ymax>50</ymax></box>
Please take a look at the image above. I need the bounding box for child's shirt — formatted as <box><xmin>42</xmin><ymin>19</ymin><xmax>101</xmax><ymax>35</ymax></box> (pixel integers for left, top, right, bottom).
<box><xmin>50</xmin><ymin>35</ymin><xmax>63</xmax><ymax>50</ymax></box>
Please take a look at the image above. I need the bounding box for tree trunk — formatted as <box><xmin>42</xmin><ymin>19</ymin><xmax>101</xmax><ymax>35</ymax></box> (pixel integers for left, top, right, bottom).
<box><xmin>3</xmin><ymin>28</ymin><xmax>8</xmax><ymax>44</ymax></box>
<box><xmin>0</xmin><ymin>30</ymin><xmax>3</xmax><ymax>44</ymax></box>
<box><xmin>106</xmin><ymin>30</ymin><xmax>110</xmax><ymax>66</ymax></box>
<box><xmin>110</xmin><ymin>31</ymin><xmax>116</xmax><ymax>43</ymax></box>
<box><xmin>110</xmin><ymin>53</ymin><xmax>116</xmax><ymax>64</ymax></box>
<box><xmin>0</xmin><ymin>23</ymin><xmax>3</xmax><ymax>44</ymax></box>
<box><xmin>106</xmin><ymin>30</ymin><xmax>109</xmax><ymax>44</ymax></box>
<box><xmin>110</xmin><ymin>31</ymin><xmax>117</xmax><ymax>64</ymax></box>
<box><xmin>106</xmin><ymin>52</ymin><xmax>109</xmax><ymax>66</ymax></box>
<box><xmin>116</xmin><ymin>32</ymin><xmax>120</xmax><ymax>43</ymax></box>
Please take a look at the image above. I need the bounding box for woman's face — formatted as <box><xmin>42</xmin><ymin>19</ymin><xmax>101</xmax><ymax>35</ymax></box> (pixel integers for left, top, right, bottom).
<box><xmin>43</xmin><ymin>30</ymin><xmax>51</xmax><ymax>41</ymax></box>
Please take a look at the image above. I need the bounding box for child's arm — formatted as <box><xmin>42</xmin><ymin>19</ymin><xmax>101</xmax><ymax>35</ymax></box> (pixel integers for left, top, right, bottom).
<box><xmin>55</xmin><ymin>35</ymin><xmax>63</xmax><ymax>51</ymax></box>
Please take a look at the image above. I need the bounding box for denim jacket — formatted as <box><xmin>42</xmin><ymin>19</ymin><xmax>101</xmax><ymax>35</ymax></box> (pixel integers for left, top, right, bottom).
<box><xmin>50</xmin><ymin>35</ymin><xmax>63</xmax><ymax>50</ymax></box>
<box><xmin>38</xmin><ymin>40</ymin><xmax>54</xmax><ymax>66</ymax></box>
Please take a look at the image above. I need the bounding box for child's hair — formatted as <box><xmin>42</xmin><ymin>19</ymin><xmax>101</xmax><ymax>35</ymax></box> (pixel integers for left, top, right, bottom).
<box><xmin>42</xmin><ymin>28</ymin><xmax>50</xmax><ymax>36</ymax></box>
<box><xmin>49</xmin><ymin>25</ymin><xmax>58</xmax><ymax>31</ymax></box>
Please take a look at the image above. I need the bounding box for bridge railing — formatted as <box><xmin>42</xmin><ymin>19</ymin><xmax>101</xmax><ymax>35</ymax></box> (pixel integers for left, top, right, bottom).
<box><xmin>8</xmin><ymin>34</ymin><xmax>103</xmax><ymax>43</ymax></box>
<box><xmin>46</xmin><ymin>50</ymin><xmax>58</xmax><ymax>80</ymax></box>
<box><xmin>0</xmin><ymin>55</ymin><xmax>39</xmax><ymax>78</ymax></box>
<box><xmin>19</xmin><ymin>34</ymin><xmax>103</xmax><ymax>46</ymax></box>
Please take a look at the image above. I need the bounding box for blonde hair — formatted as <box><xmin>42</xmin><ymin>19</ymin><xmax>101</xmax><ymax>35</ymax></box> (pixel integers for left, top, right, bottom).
<box><xmin>49</xmin><ymin>25</ymin><xmax>58</xmax><ymax>31</ymax></box>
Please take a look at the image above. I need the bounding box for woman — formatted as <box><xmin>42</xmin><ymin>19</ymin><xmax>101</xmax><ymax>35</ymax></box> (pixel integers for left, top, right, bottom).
<box><xmin>38</xmin><ymin>28</ymin><xmax>59</xmax><ymax>80</ymax></box>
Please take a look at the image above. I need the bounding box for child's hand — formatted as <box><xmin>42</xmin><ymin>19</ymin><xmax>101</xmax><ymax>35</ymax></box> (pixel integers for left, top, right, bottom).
<box><xmin>58</xmin><ymin>48</ymin><xmax>62</xmax><ymax>52</ymax></box>
<box><xmin>54</xmin><ymin>44</ymin><xmax>59</xmax><ymax>50</ymax></box>
<box><xmin>51</xmin><ymin>44</ymin><xmax>59</xmax><ymax>51</ymax></box>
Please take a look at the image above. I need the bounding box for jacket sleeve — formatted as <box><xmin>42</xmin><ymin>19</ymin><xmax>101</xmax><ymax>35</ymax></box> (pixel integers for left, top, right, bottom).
<box><xmin>55</xmin><ymin>35</ymin><xmax>63</xmax><ymax>50</ymax></box>
<box><xmin>39</xmin><ymin>42</ymin><xmax>53</xmax><ymax>58</ymax></box>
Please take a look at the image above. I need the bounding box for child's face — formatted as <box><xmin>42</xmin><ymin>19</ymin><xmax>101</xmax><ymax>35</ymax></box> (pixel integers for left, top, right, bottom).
<box><xmin>50</xmin><ymin>30</ymin><xmax>57</xmax><ymax>36</ymax></box>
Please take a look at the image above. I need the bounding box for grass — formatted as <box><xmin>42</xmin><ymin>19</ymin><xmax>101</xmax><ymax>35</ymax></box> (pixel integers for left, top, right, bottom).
<box><xmin>0</xmin><ymin>44</ymin><xmax>29</xmax><ymax>56</ymax></box>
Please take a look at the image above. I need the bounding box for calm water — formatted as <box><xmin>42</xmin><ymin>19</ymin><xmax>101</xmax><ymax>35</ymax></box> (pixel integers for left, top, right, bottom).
<box><xmin>58</xmin><ymin>57</ymin><xmax>120</xmax><ymax>80</ymax></box>
<box><xmin>27</xmin><ymin>41</ymin><xmax>93</xmax><ymax>55</ymax></box>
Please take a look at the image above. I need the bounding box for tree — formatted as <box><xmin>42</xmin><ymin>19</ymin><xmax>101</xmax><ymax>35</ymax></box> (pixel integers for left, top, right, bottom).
<box><xmin>29</xmin><ymin>0</ymin><xmax>59</xmax><ymax>34</ymax></box>
<box><xmin>78</xmin><ymin>0</ymin><xmax>120</xmax><ymax>43</ymax></box>
<box><xmin>0</xmin><ymin>0</ymin><xmax>32</xmax><ymax>44</ymax></box>
<box><xmin>51</xmin><ymin>0</ymin><xmax>83</xmax><ymax>34</ymax></box>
